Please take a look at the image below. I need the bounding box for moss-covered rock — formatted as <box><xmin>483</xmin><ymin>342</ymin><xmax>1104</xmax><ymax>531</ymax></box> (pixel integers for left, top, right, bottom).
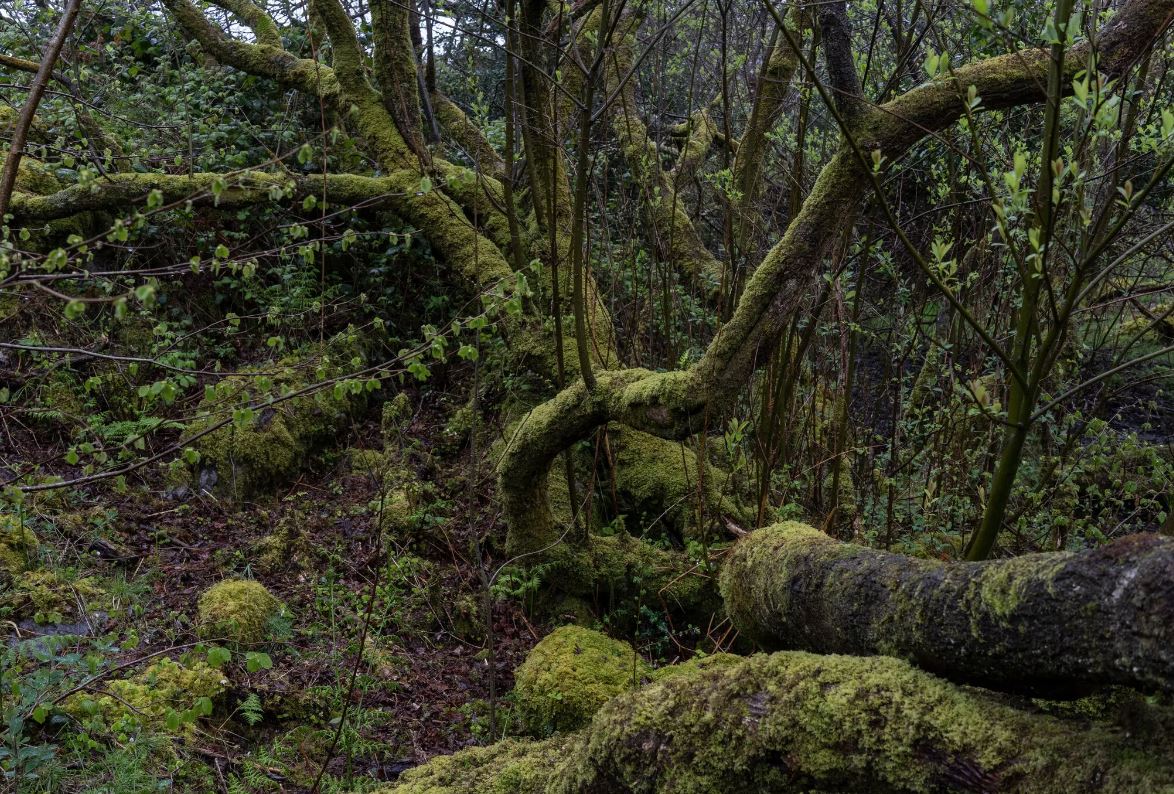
<box><xmin>197</xmin><ymin>578</ymin><xmax>282</xmax><ymax>645</ymax></box>
<box><xmin>63</xmin><ymin>657</ymin><xmax>227</xmax><ymax>736</ymax></box>
<box><xmin>385</xmin><ymin>735</ymin><xmax>577</xmax><ymax>794</ymax></box>
<box><xmin>513</xmin><ymin>626</ymin><xmax>650</xmax><ymax>735</ymax></box>
<box><xmin>546</xmin><ymin>531</ymin><xmax>721</xmax><ymax>621</ymax></box>
<box><xmin>607</xmin><ymin>427</ymin><xmax>749</xmax><ymax>540</ymax></box>
<box><xmin>249</xmin><ymin>514</ymin><xmax>313</xmax><ymax>575</ymax></box>
<box><xmin>189</xmin><ymin>333</ymin><xmax>368</xmax><ymax>498</ymax></box>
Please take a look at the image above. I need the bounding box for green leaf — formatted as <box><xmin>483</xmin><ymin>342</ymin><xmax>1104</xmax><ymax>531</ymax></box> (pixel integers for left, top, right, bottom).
<box><xmin>245</xmin><ymin>651</ymin><xmax>273</xmax><ymax>673</ymax></box>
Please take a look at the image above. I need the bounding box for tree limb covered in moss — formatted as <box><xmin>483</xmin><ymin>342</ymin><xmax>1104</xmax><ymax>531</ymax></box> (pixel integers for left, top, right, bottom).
<box><xmin>6</xmin><ymin>170</ymin><xmax>407</xmax><ymax>222</ymax></box>
<box><xmin>162</xmin><ymin>0</ymin><xmax>341</xmax><ymax>100</ymax></box>
<box><xmin>371</xmin><ymin>0</ymin><xmax>429</xmax><ymax>161</ymax></box>
<box><xmin>601</xmin><ymin>11</ymin><xmax>722</xmax><ymax>286</ymax></box>
<box><xmin>497</xmin><ymin>0</ymin><xmax>1174</xmax><ymax>558</ymax></box>
<box><xmin>669</xmin><ymin>106</ymin><xmax>718</xmax><ymax>186</ymax></box>
<box><xmin>721</xmin><ymin>522</ymin><xmax>1174</xmax><ymax>695</ymax></box>
<box><xmin>432</xmin><ymin>92</ymin><xmax>507</xmax><ymax>179</ymax></box>
<box><xmin>385</xmin><ymin>651</ymin><xmax>1174</xmax><ymax>793</ymax></box>
<box><xmin>730</xmin><ymin>8</ymin><xmax>802</xmax><ymax>255</ymax></box>
<box><xmin>205</xmin><ymin>0</ymin><xmax>283</xmax><ymax>48</ymax></box>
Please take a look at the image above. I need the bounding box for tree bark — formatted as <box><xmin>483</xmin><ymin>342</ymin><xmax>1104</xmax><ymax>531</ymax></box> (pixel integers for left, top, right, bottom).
<box><xmin>721</xmin><ymin>522</ymin><xmax>1174</xmax><ymax>695</ymax></box>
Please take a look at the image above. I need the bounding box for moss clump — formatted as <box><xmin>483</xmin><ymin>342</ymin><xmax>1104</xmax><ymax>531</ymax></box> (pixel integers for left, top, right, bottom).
<box><xmin>250</xmin><ymin>514</ymin><xmax>312</xmax><ymax>574</ymax></box>
<box><xmin>380</xmin><ymin>735</ymin><xmax>577</xmax><ymax>794</ymax></box>
<box><xmin>63</xmin><ymin>657</ymin><xmax>226</xmax><ymax>736</ymax></box>
<box><xmin>513</xmin><ymin>626</ymin><xmax>650</xmax><ymax>735</ymax></box>
<box><xmin>440</xmin><ymin>403</ymin><xmax>476</xmax><ymax>452</ymax></box>
<box><xmin>608</xmin><ymin>427</ymin><xmax>733</xmax><ymax>539</ymax></box>
<box><xmin>197</xmin><ymin>579</ymin><xmax>282</xmax><ymax>645</ymax></box>
<box><xmin>189</xmin><ymin>333</ymin><xmax>367</xmax><ymax>498</ymax></box>
<box><xmin>347</xmin><ymin>448</ymin><xmax>419</xmax><ymax>533</ymax></box>
<box><xmin>1</xmin><ymin>569</ymin><xmax>104</xmax><ymax>623</ymax></box>
<box><xmin>0</xmin><ymin>513</ymin><xmax>39</xmax><ymax>574</ymax></box>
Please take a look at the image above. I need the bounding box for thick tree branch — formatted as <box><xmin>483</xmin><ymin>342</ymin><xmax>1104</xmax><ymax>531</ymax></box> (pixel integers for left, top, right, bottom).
<box><xmin>206</xmin><ymin>0</ymin><xmax>283</xmax><ymax>48</ymax></box>
<box><xmin>372</xmin><ymin>0</ymin><xmax>429</xmax><ymax>160</ymax></box>
<box><xmin>432</xmin><ymin>92</ymin><xmax>507</xmax><ymax>179</ymax></box>
<box><xmin>162</xmin><ymin>0</ymin><xmax>340</xmax><ymax>99</ymax></box>
<box><xmin>730</xmin><ymin>8</ymin><xmax>802</xmax><ymax>256</ymax></box>
<box><xmin>722</xmin><ymin>522</ymin><xmax>1174</xmax><ymax>695</ymax></box>
<box><xmin>387</xmin><ymin>651</ymin><xmax>1174</xmax><ymax>793</ymax></box>
<box><xmin>6</xmin><ymin>170</ymin><xmax>405</xmax><ymax>222</ymax></box>
<box><xmin>600</xmin><ymin>11</ymin><xmax>722</xmax><ymax>285</ymax></box>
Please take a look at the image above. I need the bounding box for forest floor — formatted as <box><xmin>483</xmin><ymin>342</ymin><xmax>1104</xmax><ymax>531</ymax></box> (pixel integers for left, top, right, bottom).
<box><xmin>2</xmin><ymin>384</ymin><xmax>553</xmax><ymax>792</ymax></box>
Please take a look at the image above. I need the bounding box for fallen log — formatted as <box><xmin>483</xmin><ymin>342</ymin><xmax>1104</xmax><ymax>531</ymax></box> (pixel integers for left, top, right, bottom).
<box><xmin>385</xmin><ymin>650</ymin><xmax>1174</xmax><ymax>793</ymax></box>
<box><xmin>720</xmin><ymin>522</ymin><xmax>1174</xmax><ymax>694</ymax></box>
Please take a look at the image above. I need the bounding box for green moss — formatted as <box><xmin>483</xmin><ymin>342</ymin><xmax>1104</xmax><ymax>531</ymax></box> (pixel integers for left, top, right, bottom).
<box><xmin>197</xmin><ymin>578</ymin><xmax>282</xmax><ymax>645</ymax></box>
<box><xmin>555</xmin><ymin>651</ymin><xmax>1174</xmax><ymax>793</ymax></box>
<box><xmin>383</xmin><ymin>735</ymin><xmax>578</xmax><ymax>794</ymax></box>
<box><xmin>650</xmin><ymin>652</ymin><xmax>743</xmax><ymax>682</ymax></box>
<box><xmin>441</xmin><ymin>403</ymin><xmax>476</xmax><ymax>450</ymax></box>
<box><xmin>547</xmin><ymin>531</ymin><xmax>719</xmax><ymax>619</ymax></box>
<box><xmin>381</xmin><ymin>392</ymin><xmax>412</xmax><ymax>438</ymax></box>
<box><xmin>968</xmin><ymin>551</ymin><xmax>1071</xmax><ymax>623</ymax></box>
<box><xmin>538</xmin><ymin>593</ymin><xmax>596</xmax><ymax>625</ymax></box>
<box><xmin>513</xmin><ymin>626</ymin><xmax>651</xmax><ymax>735</ymax></box>
<box><xmin>250</xmin><ymin>513</ymin><xmax>313</xmax><ymax>574</ymax></box>
<box><xmin>1</xmin><ymin>569</ymin><xmax>104</xmax><ymax>623</ymax></box>
<box><xmin>346</xmin><ymin>448</ymin><xmax>418</xmax><ymax>533</ymax></box>
<box><xmin>0</xmin><ymin>513</ymin><xmax>39</xmax><ymax>574</ymax></box>
<box><xmin>387</xmin><ymin>651</ymin><xmax>1174</xmax><ymax>792</ymax></box>
<box><xmin>190</xmin><ymin>334</ymin><xmax>367</xmax><ymax>498</ymax></box>
<box><xmin>608</xmin><ymin>427</ymin><xmax>748</xmax><ymax>539</ymax></box>
<box><xmin>63</xmin><ymin>657</ymin><xmax>226</xmax><ymax>736</ymax></box>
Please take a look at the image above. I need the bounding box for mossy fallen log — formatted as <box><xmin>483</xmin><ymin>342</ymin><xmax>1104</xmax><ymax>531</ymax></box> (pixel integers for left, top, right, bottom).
<box><xmin>720</xmin><ymin>522</ymin><xmax>1174</xmax><ymax>695</ymax></box>
<box><xmin>382</xmin><ymin>651</ymin><xmax>1174</xmax><ymax>793</ymax></box>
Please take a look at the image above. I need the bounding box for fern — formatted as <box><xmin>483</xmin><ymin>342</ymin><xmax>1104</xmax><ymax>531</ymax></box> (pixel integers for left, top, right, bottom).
<box><xmin>239</xmin><ymin>692</ymin><xmax>264</xmax><ymax>726</ymax></box>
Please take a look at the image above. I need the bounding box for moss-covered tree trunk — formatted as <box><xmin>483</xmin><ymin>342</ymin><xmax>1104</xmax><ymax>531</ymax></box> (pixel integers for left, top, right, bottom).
<box><xmin>385</xmin><ymin>651</ymin><xmax>1174</xmax><ymax>793</ymax></box>
<box><xmin>721</xmin><ymin>522</ymin><xmax>1174</xmax><ymax>695</ymax></box>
